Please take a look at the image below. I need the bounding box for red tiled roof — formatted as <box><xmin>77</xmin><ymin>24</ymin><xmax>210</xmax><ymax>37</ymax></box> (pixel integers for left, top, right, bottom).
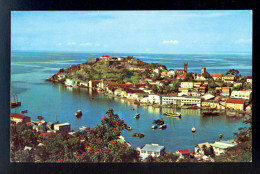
<box><xmin>10</xmin><ymin>113</ymin><xmax>30</xmax><ymax>119</ymax></box>
<box><xmin>101</xmin><ymin>55</ymin><xmax>110</xmax><ymax>57</ymax></box>
<box><xmin>246</xmin><ymin>76</ymin><xmax>252</xmax><ymax>79</ymax></box>
<box><xmin>177</xmin><ymin>149</ymin><xmax>190</xmax><ymax>155</ymax></box>
<box><xmin>226</xmin><ymin>99</ymin><xmax>244</xmax><ymax>104</ymax></box>
<box><xmin>209</xmin><ymin>73</ymin><xmax>224</xmax><ymax>78</ymax></box>
<box><xmin>177</xmin><ymin>75</ymin><xmax>185</xmax><ymax>79</ymax></box>
<box><xmin>222</xmin><ymin>87</ymin><xmax>230</xmax><ymax>90</ymax></box>
<box><xmin>39</xmin><ymin>132</ymin><xmax>54</xmax><ymax>137</ymax></box>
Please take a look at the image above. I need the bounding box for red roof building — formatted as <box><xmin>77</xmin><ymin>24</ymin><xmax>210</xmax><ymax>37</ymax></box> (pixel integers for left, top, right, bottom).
<box><xmin>226</xmin><ymin>99</ymin><xmax>244</xmax><ymax>104</ymax></box>
<box><xmin>39</xmin><ymin>132</ymin><xmax>54</xmax><ymax>137</ymax></box>
<box><xmin>176</xmin><ymin>75</ymin><xmax>185</xmax><ymax>79</ymax></box>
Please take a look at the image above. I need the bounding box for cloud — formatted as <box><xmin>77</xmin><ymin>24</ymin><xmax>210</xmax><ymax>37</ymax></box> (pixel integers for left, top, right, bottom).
<box><xmin>79</xmin><ymin>42</ymin><xmax>92</xmax><ymax>46</ymax></box>
<box><xmin>57</xmin><ymin>42</ymin><xmax>62</xmax><ymax>46</ymax></box>
<box><xmin>162</xmin><ymin>40</ymin><xmax>179</xmax><ymax>44</ymax></box>
<box><xmin>236</xmin><ymin>38</ymin><xmax>252</xmax><ymax>44</ymax></box>
<box><xmin>67</xmin><ymin>42</ymin><xmax>77</xmax><ymax>45</ymax></box>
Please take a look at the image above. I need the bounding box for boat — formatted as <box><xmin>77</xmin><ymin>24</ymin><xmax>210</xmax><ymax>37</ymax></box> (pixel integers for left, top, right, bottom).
<box><xmin>11</xmin><ymin>94</ymin><xmax>21</xmax><ymax>108</ymax></box>
<box><xmin>130</xmin><ymin>108</ymin><xmax>135</xmax><ymax>110</ymax></box>
<box><xmin>164</xmin><ymin>112</ymin><xmax>181</xmax><ymax>118</ymax></box>
<box><xmin>219</xmin><ymin>133</ymin><xmax>223</xmax><ymax>139</ymax></box>
<box><xmin>152</xmin><ymin>118</ymin><xmax>164</xmax><ymax>125</ymax></box>
<box><xmin>159</xmin><ymin>124</ymin><xmax>167</xmax><ymax>129</ymax></box>
<box><xmin>79</xmin><ymin>126</ymin><xmax>89</xmax><ymax>131</ymax></box>
<box><xmin>181</xmin><ymin>105</ymin><xmax>190</xmax><ymax>109</ymax></box>
<box><xmin>151</xmin><ymin>125</ymin><xmax>158</xmax><ymax>129</ymax></box>
<box><xmin>37</xmin><ymin>116</ymin><xmax>44</xmax><ymax>121</ymax></box>
<box><xmin>192</xmin><ymin>120</ymin><xmax>196</xmax><ymax>133</ymax></box>
<box><xmin>75</xmin><ymin>110</ymin><xmax>83</xmax><ymax>118</ymax></box>
<box><xmin>134</xmin><ymin>113</ymin><xmax>140</xmax><ymax>119</ymax></box>
<box><xmin>226</xmin><ymin>113</ymin><xmax>236</xmax><ymax>118</ymax></box>
<box><xmin>202</xmin><ymin>111</ymin><xmax>219</xmax><ymax>116</ymax></box>
<box><xmin>126</xmin><ymin>126</ymin><xmax>132</xmax><ymax>131</ymax></box>
<box><xmin>20</xmin><ymin>110</ymin><xmax>28</xmax><ymax>114</ymax></box>
<box><xmin>132</xmin><ymin>133</ymin><xmax>145</xmax><ymax>138</ymax></box>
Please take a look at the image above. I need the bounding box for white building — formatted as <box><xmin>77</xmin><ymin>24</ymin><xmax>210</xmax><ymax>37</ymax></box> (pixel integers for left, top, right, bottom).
<box><xmin>181</xmin><ymin>82</ymin><xmax>194</xmax><ymax>88</ymax></box>
<box><xmin>167</xmin><ymin>70</ymin><xmax>175</xmax><ymax>77</ymax></box>
<box><xmin>210</xmin><ymin>140</ymin><xmax>237</xmax><ymax>156</ymax></box>
<box><xmin>148</xmin><ymin>95</ymin><xmax>162</xmax><ymax>104</ymax></box>
<box><xmin>230</xmin><ymin>90</ymin><xmax>252</xmax><ymax>100</ymax></box>
<box><xmin>54</xmin><ymin>123</ymin><xmax>71</xmax><ymax>133</ymax></box>
<box><xmin>161</xmin><ymin>95</ymin><xmax>202</xmax><ymax>107</ymax></box>
<box><xmin>136</xmin><ymin>144</ymin><xmax>166</xmax><ymax>160</ymax></box>
<box><xmin>65</xmin><ymin>79</ymin><xmax>74</xmax><ymax>87</ymax></box>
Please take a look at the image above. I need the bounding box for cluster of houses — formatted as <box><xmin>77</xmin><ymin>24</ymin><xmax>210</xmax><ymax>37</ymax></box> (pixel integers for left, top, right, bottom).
<box><xmin>61</xmin><ymin>56</ymin><xmax>252</xmax><ymax>112</ymax></box>
<box><xmin>136</xmin><ymin>139</ymin><xmax>237</xmax><ymax>162</ymax></box>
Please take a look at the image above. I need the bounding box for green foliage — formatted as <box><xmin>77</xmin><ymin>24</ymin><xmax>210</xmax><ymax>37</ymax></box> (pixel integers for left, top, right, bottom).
<box><xmin>184</xmin><ymin>73</ymin><xmax>194</xmax><ymax>81</ymax></box>
<box><xmin>226</xmin><ymin>69</ymin><xmax>239</xmax><ymax>76</ymax></box>
<box><xmin>11</xmin><ymin>109</ymin><xmax>141</xmax><ymax>162</ymax></box>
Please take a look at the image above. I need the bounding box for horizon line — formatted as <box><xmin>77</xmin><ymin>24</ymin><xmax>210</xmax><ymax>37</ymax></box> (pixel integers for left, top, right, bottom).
<box><xmin>11</xmin><ymin>50</ymin><xmax>252</xmax><ymax>55</ymax></box>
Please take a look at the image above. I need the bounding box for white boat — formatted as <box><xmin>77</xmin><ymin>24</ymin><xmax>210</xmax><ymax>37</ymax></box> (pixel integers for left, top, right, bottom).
<box><xmin>192</xmin><ymin>120</ymin><xmax>196</xmax><ymax>133</ymax></box>
<box><xmin>159</xmin><ymin>124</ymin><xmax>167</xmax><ymax>129</ymax></box>
<box><xmin>151</xmin><ymin>125</ymin><xmax>158</xmax><ymax>129</ymax></box>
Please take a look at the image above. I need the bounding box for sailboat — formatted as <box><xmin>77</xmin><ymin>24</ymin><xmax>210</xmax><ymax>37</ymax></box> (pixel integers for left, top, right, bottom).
<box><xmin>11</xmin><ymin>93</ymin><xmax>21</xmax><ymax>108</ymax></box>
<box><xmin>191</xmin><ymin>119</ymin><xmax>196</xmax><ymax>133</ymax></box>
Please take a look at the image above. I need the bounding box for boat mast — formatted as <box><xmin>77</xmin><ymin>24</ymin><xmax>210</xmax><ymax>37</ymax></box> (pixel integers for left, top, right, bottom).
<box><xmin>55</xmin><ymin>113</ymin><xmax>57</xmax><ymax>122</ymax></box>
<box><xmin>13</xmin><ymin>93</ymin><xmax>15</xmax><ymax>102</ymax></box>
<box><xmin>16</xmin><ymin>94</ymin><xmax>18</xmax><ymax>102</ymax></box>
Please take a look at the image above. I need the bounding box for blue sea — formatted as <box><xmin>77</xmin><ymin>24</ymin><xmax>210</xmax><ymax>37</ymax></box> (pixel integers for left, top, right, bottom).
<box><xmin>11</xmin><ymin>51</ymin><xmax>252</xmax><ymax>152</ymax></box>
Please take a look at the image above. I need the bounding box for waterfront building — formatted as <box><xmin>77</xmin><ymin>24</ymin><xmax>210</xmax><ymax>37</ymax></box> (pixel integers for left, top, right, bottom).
<box><xmin>225</xmin><ymin>99</ymin><xmax>245</xmax><ymax>111</ymax></box>
<box><xmin>209</xmin><ymin>73</ymin><xmax>224</xmax><ymax>81</ymax></box>
<box><xmin>210</xmin><ymin>140</ymin><xmax>237</xmax><ymax>156</ymax></box>
<box><xmin>79</xmin><ymin>81</ymin><xmax>89</xmax><ymax>87</ymax></box>
<box><xmin>161</xmin><ymin>95</ymin><xmax>202</xmax><ymax>107</ymax></box>
<box><xmin>246</xmin><ymin>76</ymin><xmax>252</xmax><ymax>84</ymax></box>
<box><xmin>136</xmin><ymin>144</ymin><xmax>166</xmax><ymax>160</ymax></box>
<box><xmin>230</xmin><ymin>90</ymin><xmax>252</xmax><ymax>100</ymax></box>
<box><xmin>148</xmin><ymin>94</ymin><xmax>162</xmax><ymax>104</ymax></box>
<box><xmin>198</xmin><ymin>85</ymin><xmax>208</xmax><ymax>94</ymax></box>
<box><xmin>202</xmin><ymin>100</ymin><xmax>225</xmax><ymax>110</ymax></box>
<box><xmin>10</xmin><ymin>113</ymin><xmax>31</xmax><ymax>124</ymax></box>
<box><xmin>88</xmin><ymin>80</ymin><xmax>101</xmax><ymax>89</ymax></box>
<box><xmin>65</xmin><ymin>79</ymin><xmax>74</xmax><ymax>87</ymax></box>
<box><xmin>54</xmin><ymin>123</ymin><xmax>71</xmax><ymax>133</ymax></box>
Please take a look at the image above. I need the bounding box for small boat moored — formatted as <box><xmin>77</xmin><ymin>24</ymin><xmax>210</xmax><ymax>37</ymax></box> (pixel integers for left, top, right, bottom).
<box><xmin>75</xmin><ymin>110</ymin><xmax>83</xmax><ymax>118</ymax></box>
<box><xmin>152</xmin><ymin>118</ymin><xmax>164</xmax><ymax>125</ymax></box>
<box><xmin>132</xmin><ymin>133</ymin><xmax>145</xmax><ymax>138</ymax></box>
<box><xmin>159</xmin><ymin>124</ymin><xmax>167</xmax><ymax>129</ymax></box>
<box><xmin>151</xmin><ymin>125</ymin><xmax>158</xmax><ymax>129</ymax></box>
<box><xmin>20</xmin><ymin>110</ymin><xmax>28</xmax><ymax>114</ymax></box>
<box><xmin>126</xmin><ymin>126</ymin><xmax>132</xmax><ymax>131</ymax></box>
<box><xmin>134</xmin><ymin>113</ymin><xmax>140</xmax><ymax>119</ymax></box>
<box><xmin>164</xmin><ymin>112</ymin><xmax>181</xmax><ymax>118</ymax></box>
<box><xmin>219</xmin><ymin>133</ymin><xmax>223</xmax><ymax>139</ymax></box>
<box><xmin>130</xmin><ymin>108</ymin><xmax>135</xmax><ymax>110</ymax></box>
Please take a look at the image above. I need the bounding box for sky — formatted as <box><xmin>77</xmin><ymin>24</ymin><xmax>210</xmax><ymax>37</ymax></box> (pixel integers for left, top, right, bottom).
<box><xmin>11</xmin><ymin>11</ymin><xmax>252</xmax><ymax>53</ymax></box>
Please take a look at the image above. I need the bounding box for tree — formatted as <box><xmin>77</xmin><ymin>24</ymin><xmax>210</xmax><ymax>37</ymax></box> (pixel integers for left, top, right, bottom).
<box><xmin>202</xmin><ymin>72</ymin><xmax>211</xmax><ymax>79</ymax></box>
<box><xmin>185</xmin><ymin>73</ymin><xmax>194</xmax><ymax>81</ymax></box>
<box><xmin>226</xmin><ymin>69</ymin><xmax>239</xmax><ymax>76</ymax></box>
<box><xmin>209</xmin><ymin>81</ymin><xmax>217</xmax><ymax>89</ymax></box>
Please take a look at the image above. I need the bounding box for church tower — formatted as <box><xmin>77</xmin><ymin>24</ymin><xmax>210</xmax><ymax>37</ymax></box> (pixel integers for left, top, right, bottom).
<box><xmin>184</xmin><ymin>63</ymin><xmax>188</xmax><ymax>73</ymax></box>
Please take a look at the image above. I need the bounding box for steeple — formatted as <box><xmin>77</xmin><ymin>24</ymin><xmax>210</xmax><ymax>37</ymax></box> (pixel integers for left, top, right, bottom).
<box><xmin>184</xmin><ymin>62</ymin><xmax>188</xmax><ymax>73</ymax></box>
